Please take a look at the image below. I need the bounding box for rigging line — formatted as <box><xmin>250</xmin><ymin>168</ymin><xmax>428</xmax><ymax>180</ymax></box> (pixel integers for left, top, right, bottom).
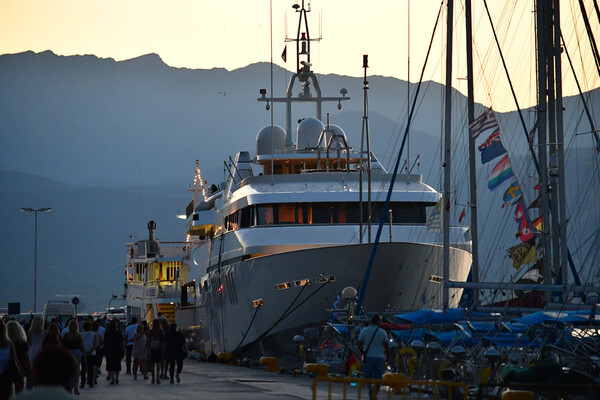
<box><xmin>569</xmin><ymin>0</ymin><xmax>591</xmax><ymax>92</ymax></box>
<box><xmin>216</xmin><ymin>235</ymin><xmax>226</xmax><ymax>350</ymax></box>
<box><xmin>356</xmin><ymin>1</ymin><xmax>445</xmax><ymax>312</ymax></box>
<box><xmin>223</xmin><ymin>160</ymin><xmax>237</xmax><ymax>184</ymax></box>
<box><xmin>270</xmin><ymin>0</ymin><xmax>274</xmax><ymax>178</ymax></box>
<box><xmin>580</xmin><ymin>230</ymin><xmax>600</xmax><ymax>285</ymax></box>
<box><xmin>232</xmin><ymin>302</ymin><xmax>262</xmax><ymax>353</ymax></box>
<box><xmin>577</xmin><ymin>0</ymin><xmax>600</xmax><ymax>79</ymax></box>
<box><xmin>482</xmin><ymin>0</ymin><xmax>540</xmax><ymax>174</ymax></box>
<box><xmin>228</xmin><ymin>156</ymin><xmax>243</xmax><ymax>182</ymax></box>
<box><xmin>231</xmin><ymin>283</ymin><xmax>308</xmax><ymax>357</ymax></box>
<box><xmin>561</xmin><ymin>31</ymin><xmax>600</xmax><ymax>150</ymax></box>
<box><xmin>236</xmin><ymin>281</ymin><xmax>332</xmax><ymax>355</ymax></box>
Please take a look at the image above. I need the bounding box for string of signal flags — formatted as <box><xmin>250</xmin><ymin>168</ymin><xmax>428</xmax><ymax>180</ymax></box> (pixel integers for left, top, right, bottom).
<box><xmin>469</xmin><ymin>108</ymin><xmax>542</xmax><ymax>270</ymax></box>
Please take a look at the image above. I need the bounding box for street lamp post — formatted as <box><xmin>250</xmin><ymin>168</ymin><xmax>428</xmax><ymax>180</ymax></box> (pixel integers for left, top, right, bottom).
<box><xmin>20</xmin><ymin>207</ymin><xmax>52</xmax><ymax>313</ymax></box>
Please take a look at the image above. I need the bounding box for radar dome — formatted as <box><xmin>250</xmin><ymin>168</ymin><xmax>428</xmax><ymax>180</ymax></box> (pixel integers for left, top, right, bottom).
<box><xmin>341</xmin><ymin>286</ymin><xmax>357</xmax><ymax>299</ymax></box>
<box><xmin>327</xmin><ymin>124</ymin><xmax>348</xmax><ymax>147</ymax></box>
<box><xmin>256</xmin><ymin>125</ymin><xmax>287</xmax><ymax>155</ymax></box>
<box><xmin>296</xmin><ymin>118</ymin><xmax>324</xmax><ymax>150</ymax></box>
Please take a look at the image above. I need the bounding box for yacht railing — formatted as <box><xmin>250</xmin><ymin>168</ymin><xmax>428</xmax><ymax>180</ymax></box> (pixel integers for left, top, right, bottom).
<box><xmin>127</xmin><ymin>280</ymin><xmax>178</xmax><ymax>300</ymax></box>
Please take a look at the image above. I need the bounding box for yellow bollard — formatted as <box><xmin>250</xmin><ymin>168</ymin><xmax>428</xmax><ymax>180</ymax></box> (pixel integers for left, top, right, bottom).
<box><xmin>382</xmin><ymin>373</ymin><xmax>408</xmax><ymax>394</ymax></box>
<box><xmin>305</xmin><ymin>363</ymin><xmax>329</xmax><ymax>377</ymax></box>
<box><xmin>259</xmin><ymin>356</ymin><xmax>279</xmax><ymax>372</ymax></box>
<box><xmin>217</xmin><ymin>352</ymin><xmax>233</xmax><ymax>364</ymax></box>
<box><xmin>479</xmin><ymin>366</ymin><xmax>492</xmax><ymax>385</ymax></box>
<box><xmin>502</xmin><ymin>390</ymin><xmax>535</xmax><ymax>400</ymax></box>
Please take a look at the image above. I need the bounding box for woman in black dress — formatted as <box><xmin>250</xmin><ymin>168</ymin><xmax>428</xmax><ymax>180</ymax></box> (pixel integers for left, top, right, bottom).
<box><xmin>103</xmin><ymin>321</ymin><xmax>124</xmax><ymax>385</ymax></box>
<box><xmin>165</xmin><ymin>323</ymin><xmax>187</xmax><ymax>384</ymax></box>
<box><xmin>147</xmin><ymin>321</ymin><xmax>164</xmax><ymax>384</ymax></box>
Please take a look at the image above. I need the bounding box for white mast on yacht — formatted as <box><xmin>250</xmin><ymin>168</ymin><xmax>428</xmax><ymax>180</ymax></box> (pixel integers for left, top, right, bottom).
<box><xmin>257</xmin><ymin>0</ymin><xmax>349</xmax><ymax>148</ymax></box>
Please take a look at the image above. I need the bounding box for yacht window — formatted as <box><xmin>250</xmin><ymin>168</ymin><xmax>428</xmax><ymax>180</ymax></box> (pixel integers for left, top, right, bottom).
<box><xmin>277</xmin><ymin>204</ymin><xmax>296</xmax><ymax>224</ymax></box>
<box><xmin>240</xmin><ymin>207</ymin><xmax>253</xmax><ymax>228</ymax></box>
<box><xmin>243</xmin><ymin>202</ymin><xmax>429</xmax><ymax>227</ymax></box>
<box><xmin>310</xmin><ymin>204</ymin><xmax>331</xmax><ymax>223</ymax></box>
<box><xmin>257</xmin><ymin>205</ymin><xmax>275</xmax><ymax>225</ymax></box>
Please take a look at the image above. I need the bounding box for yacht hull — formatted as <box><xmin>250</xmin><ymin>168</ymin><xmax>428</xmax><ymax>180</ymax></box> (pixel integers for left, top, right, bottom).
<box><xmin>177</xmin><ymin>241</ymin><xmax>471</xmax><ymax>358</ymax></box>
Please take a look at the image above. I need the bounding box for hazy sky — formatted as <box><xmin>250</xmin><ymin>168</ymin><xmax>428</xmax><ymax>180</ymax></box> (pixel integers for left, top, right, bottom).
<box><xmin>1</xmin><ymin>0</ymin><xmax>598</xmax><ymax>111</ymax></box>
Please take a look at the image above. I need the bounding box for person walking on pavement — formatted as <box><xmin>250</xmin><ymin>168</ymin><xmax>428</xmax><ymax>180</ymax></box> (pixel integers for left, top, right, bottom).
<box><xmin>26</xmin><ymin>317</ymin><xmax>45</xmax><ymax>374</ymax></box>
<box><xmin>124</xmin><ymin>317</ymin><xmax>137</xmax><ymax>374</ymax></box>
<box><xmin>6</xmin><ymin>321</ymin><xmax>30</xmax><ymax>394</ymax></box>
<box><xmin>92</xmin><ymin>320</ymin><xmax>104</xmax><ymax>382</ymax></box>
<box><xmin>80</xmin><ymin>322</ymin><xmax>97</xmax><ymax>389</ymax></box>
<box><xmin>61</xmin><ymin>320</ymin><xmax>84</xmax><ymax>395</ymax></box>
<box><xmin>165</xmin><ymin>323</ymin><xmax>187</xmax><ymax>384</ymax></box>
<box><xmin>148</xmin><ymin>321</ymin><xmax>164</xmax><ymax>384</ymax></box>
<box><xmin>358</xmin><ymin>315</ymin><xmax>390</xmax><ymax>400</ymax></box>
<box><xmin>131</xmin><ymin>324</ymin><xmax>147</xmax><ymax>380</ymax></box>
<box><xmin>159</xmin><ymin>318</ymin><xmax>169</xmax><ymax>379</ymax></box>
<box><xmin>0</xmin><ymin>320</ymin><xmax>22</xmax><ymax>400</ymax></box>
<box><xmin>103</xmin><ymin>321</ymin><xmax>124</xmax><ymax>385</ymax></box>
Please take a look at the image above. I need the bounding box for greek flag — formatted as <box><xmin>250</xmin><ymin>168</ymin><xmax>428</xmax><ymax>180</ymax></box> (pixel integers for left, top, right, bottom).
<box><xmin>470</xmin><ymin>108</ymin><xmax>498</xmax><ymax>139</ymax></box>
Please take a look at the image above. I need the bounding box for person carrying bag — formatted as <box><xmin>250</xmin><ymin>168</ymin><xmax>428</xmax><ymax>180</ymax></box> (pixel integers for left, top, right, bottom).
<box><xmin>358</xmin><ymin>315</ymin><xmax>390</xmax><ymax>399</ymax></box>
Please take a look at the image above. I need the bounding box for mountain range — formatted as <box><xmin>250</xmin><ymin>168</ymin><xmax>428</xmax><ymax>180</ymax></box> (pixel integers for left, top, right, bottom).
<box><xmin>1</xmin><ymin>50</ymin><xmax>598</xmax><ymax>312</ymax></box>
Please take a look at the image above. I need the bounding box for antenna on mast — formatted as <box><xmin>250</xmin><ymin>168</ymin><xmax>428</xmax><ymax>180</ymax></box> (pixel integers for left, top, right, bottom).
<box><xmin>259</xmin><ymin>1</ymin><xmax>349</xmax><ymax>145</ymax></box>
<box><xmin>288</xmin><ymin>0</ymin><xmax>320</xmax><ymax>73</ymax></box>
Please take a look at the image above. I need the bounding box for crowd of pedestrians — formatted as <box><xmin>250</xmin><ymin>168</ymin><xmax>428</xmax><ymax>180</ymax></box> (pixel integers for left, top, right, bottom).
<box><xmin>0</xmin><ymin>313</ymin><xmax>188</xmax><ymax>399</ymax></box>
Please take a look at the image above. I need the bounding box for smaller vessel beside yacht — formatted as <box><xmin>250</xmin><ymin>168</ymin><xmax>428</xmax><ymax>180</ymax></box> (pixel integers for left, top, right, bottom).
<box><xmin>124</xmin><ymin>221</ymin><xmax>187</xmax><ymax>324</ymax></box>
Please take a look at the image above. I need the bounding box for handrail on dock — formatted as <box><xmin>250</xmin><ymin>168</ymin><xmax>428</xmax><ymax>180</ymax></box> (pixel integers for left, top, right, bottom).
<box><xmin>311</xmin><ymin>374</ymin><xmax>468</xmax><ymax>400</ymax></box>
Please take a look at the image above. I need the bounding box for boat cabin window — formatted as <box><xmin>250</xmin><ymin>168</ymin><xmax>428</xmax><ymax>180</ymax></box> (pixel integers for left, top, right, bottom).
<box><xmin>134</xmin><ymin>263</ymin><xmax>148</xmax><ymax>282</ymax></box>
<box><xmin>224</xmin><ymin>202</ymin><xmax>430</xmax><ymax>231</ymax></box>
<box><xmin>165</xmin><ymin>263</ymin><xmax>177</xmax><ymax>281</ymax></box>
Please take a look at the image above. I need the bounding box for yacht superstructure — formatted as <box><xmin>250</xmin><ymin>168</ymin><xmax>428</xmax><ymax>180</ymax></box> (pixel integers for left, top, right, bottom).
<box><xmin>176</xmin><ymin>1</ymin><xmax>472</xmax><ymax>357</ymax></box>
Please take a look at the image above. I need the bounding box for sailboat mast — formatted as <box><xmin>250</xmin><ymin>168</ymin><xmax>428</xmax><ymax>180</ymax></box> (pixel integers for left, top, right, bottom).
<box><xmin>442</xmin><ymin>0</ymin><xmax>454</xmax><ymax>311</ymax></box>
<box><xmin>359</xmin><ymin>55</ymin><xmax>370</xmax><ymax>244</ymax></box>
<box><xmin>536</xmin><ymin>0</ymin><xmax>552</xmax><ymax>303</ymax></box>
<box><xmin>545</xmin><ymin>0</ymin><xmax>562</xmax><ymax>291</ymax></box>
<box><xmin>465</xmin><ymin>0</ymin><xmax>479</xmax><ymax>308</ymax></box>
<box><xmin>553</xmin><ymin>0</ymin><xmax>569</xmax><ymax>289</ymax></box>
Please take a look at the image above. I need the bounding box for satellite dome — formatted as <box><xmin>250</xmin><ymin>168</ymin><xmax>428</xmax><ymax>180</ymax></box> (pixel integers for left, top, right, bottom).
<box><xmin>327</xmin><ymin>124</ymin><xmax>348</xmax><ymax>147</ymax></box>
<box><xmin>256</xmin><ymin>125</ymin><xmax>286</xmax><ymax>155</ymax></box>
<box><xmin>341</xmin><ymin>286</ymin><xmax>357</xmax><ymax>299</ymax></box>
<box><xmin>296</xmin><ymin>118</ymin><xmax>324</xmax><ymax>150</ymax></box>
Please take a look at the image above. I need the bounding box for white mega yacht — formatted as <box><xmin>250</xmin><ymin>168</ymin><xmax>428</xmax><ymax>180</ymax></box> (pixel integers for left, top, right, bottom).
<box><xmin>176</xmin><ymin>1</ymin><xmax>472</xmax><ymax>358</ymax></box>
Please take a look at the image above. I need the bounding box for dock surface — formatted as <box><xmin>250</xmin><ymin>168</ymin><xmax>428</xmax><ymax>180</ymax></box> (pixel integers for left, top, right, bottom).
<box><xmin>77</xmin><ymin>359</ymin><xmax>316</xmax><ymax>400</ymax></box>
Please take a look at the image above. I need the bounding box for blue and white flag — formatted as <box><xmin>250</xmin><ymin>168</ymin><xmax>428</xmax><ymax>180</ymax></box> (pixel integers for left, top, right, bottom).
<box><xmin>470</xmin><ymin>108</ymin><xmax>498</xmax><ymax>139</ymax></box>
<box><xmin>426</xmin><ymin>201</ymin><xmax>441</xmax><ymax>232</ymax></box>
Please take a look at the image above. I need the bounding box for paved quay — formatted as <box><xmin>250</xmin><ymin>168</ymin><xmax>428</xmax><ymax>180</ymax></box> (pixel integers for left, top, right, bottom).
<box><xmin>78</xmin><ymin>359</ymin><xmax>321</xmax><ymax>400</ymax></box>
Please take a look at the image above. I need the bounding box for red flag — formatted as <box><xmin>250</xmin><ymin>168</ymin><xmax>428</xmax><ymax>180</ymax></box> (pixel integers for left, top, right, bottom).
<box><xmin>514</xmin><ymin>200</ymin><xmax>526</xmax><ymax>221</ymax></box>
<box><xmin>534</xmin><ymin>183</ymin><xmax>541</xmax><ymax>191</ymax></box>
<box><xmin>518</xmin><ymin>218</ymin><xmax>535</xmax><ymax>242</ymax></box>
<box><xmin>459</xmin><ymin>208</ymin><xmax>466</xmax><ymax>223</ymax></box>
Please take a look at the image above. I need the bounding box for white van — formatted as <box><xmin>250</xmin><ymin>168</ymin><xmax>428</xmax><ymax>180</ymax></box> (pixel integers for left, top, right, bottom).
<box><xmin>43</xmin><ymin>301</ymin><xmax>76</xmax><ymax>324</ymax></box>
